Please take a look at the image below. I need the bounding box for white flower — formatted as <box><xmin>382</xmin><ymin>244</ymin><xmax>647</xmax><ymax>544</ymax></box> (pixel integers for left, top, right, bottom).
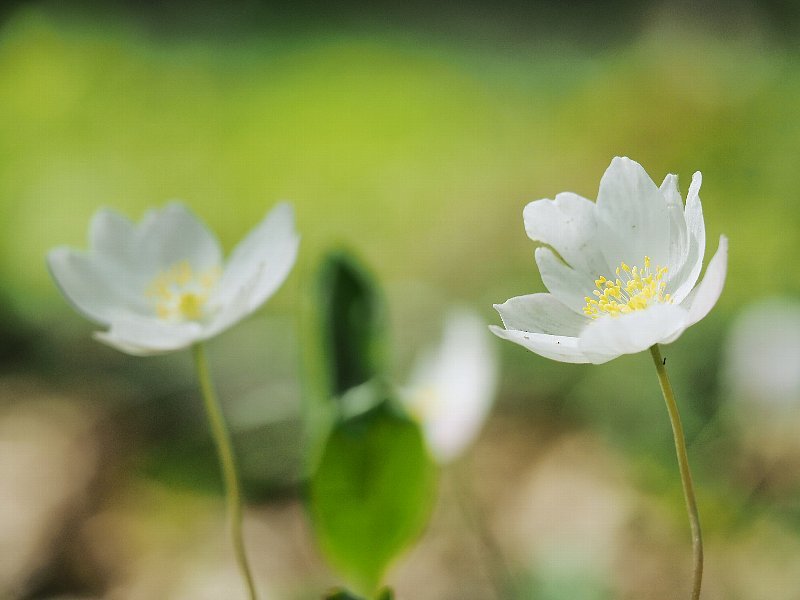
<box><xmin>491</xmin><ymin>157</ymin><xmax>728</xmax><ymax>364</ymax></box>
<box><xmin>402</xmin><ymin>309</ymin><xmax>498</xmax><ymax>463</ymax></box>
<box><xmin>48</xmin><ymin>202</ymin><xmax>299</xmax><ymax>356</ymax></box>
<box><xmin>723</xmin><ymin>298</ymin><xmax>800</xmax><ymax>409</ymax></box>
<box><xmin>722</xmin><ymin>299</ymin><xmax>800</xmax><ymax>462</ymax></box>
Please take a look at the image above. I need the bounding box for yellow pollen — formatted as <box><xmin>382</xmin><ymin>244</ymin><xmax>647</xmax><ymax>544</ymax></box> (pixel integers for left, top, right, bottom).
<box><xmin>583</xmin><ymin>256</ymin><xmax>671</xmax><ymax>319</ymax></box>
<box><xmin>407</xmin><ymin>385</ymin><xmax>438</xmax><ymax>423</ymax></box>
<box><xmin>178</xmin><ymin>293</ymin><xmax>204</xmax><ymax>320</ymax></box>
<box><xmin>146</xmin><ymin>261</ymin><xmax>220</xmax><ymax>322</ymax></box>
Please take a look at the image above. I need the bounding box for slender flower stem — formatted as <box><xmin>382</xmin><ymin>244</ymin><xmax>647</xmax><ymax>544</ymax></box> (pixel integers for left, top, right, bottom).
<box><xmin>649</xmin><ymin>344</ymin><xmax>703</xmax><ymax>600</ymax></box>
<box><xmin>192</xmin><ymin>343</ymin><xmax>258</xmax><ymax>600</ymax></box>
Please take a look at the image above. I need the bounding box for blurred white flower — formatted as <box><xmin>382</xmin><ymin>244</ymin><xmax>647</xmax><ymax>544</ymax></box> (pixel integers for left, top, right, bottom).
<box><xmin>722</xmin><ymin>298</ymin><xmax>800</xmax><ymax>462</ymax></box>
<box><xmin>723</xmin><ymin>298</ymin><xmax>800</xmax><ymax>408</ymax></box>
<box><xmin>48</xmin><ymin>202</ymin><xmax>299</xmax><ymax>355</ymax></box>
<box><xmin>402</xmin><ymin>309</ymin><xmax>498</xmax><ymax>463</ymax></box>
<box><xmin>491</xmin><ymin>156</ymin><xmax>728</xmax><ymax>364</ymax></box>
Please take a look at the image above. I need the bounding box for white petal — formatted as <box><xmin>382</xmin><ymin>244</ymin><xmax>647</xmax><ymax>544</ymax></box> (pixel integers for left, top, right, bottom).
<box><xmin>87</xmin><ymin>208</ymin><xmax>159</xmax><ymax>299</ymax></box>
<box><xmin>596</xmin><ymin>157</ymin><xmax>671</xmax><ymax>271</ymax></box>
<box><xmin>489</xmin><ymin>325</ymin><xmax>591</xmax><ymax>363</ymax></box>
<box><xmin>405</xmin><ymin>310</ymin><xmax>497</xmax><ymax>462</ymax></box>
<box><xmin>684</xmin><ymin>172</ymin><xmax>707</xmax><ymax>280</ymax></box>
<box><xmin>659</xmin><ymin>174</ymin><xmax>690</xmax><ymax>283</ymax></box>
<box><xmin>90</xmin><ymin>208</ymin><xmax>137</xmax><ymax>258</ymax></box>
<box><xmin>535</xmin><ymin>247</ymin><xmax>596</xmax><ymax>315</ymax></box>
<box><xmin>215</xmin><ymin>202</ymin><xmax>300</xmax><ymax>312</ymax></box>
<box><xmin>683</xmin><ymin>235</ymin><xmax>728</xmax><ymax>327</ymax></box>
<box><xmin>494</xmin><ymin>293</ymin><xmax>587</xmax><ymax>336</ymax></box>
<box><xmin>578</xmin><ymin>303</ymin><xmax>689</xmax><ymax>363</ymax></box>
<box><xmin>47</xmin><ymin>248</ymin><xmax>146</xmax><ymax>326</ymax></box>
<box><xmin>523</xmin><ymin>192</ymin><xmax>607</xmax><ymax>276</ymax></box>
<box><xmin>94</xmin><ymin>317</ymin><xmax>203</xmax><ymax>356</ymax></box>
<box><xmin>203</xmin><ymin>262</ymin><xmax>266</xmax><ymax>339</ymax></box>
<box><xmin>669</xmin><ymin>172</ymin><xmax>706</xmax><ymax>303</ymax></box>
<box><xmin>659</xmin><ymin>173</ymin><xmax>682</xmax><ymax>208</ymax></box>
<box><xmin>722</xmin><ymin>298</ymin><xmax>800</xmax><ymax>408</ymax></box>
<box><xmin>137</xmin><ymin>202</ymin><xmax>222</xmax><ymax>273</ymax></box>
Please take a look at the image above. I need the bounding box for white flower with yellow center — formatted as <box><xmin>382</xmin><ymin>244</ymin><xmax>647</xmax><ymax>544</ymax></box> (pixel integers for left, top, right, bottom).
<box><xmin>402</xmin><ymin>310</ymin><xmax>497</xmax><ymax>463</ymax></box>
<box><xmin>48</xmin><ymin>202</ymin><xmax>299</xmax><ymax>356</ymax></box>
<box><xmin>491</xmin><ymin>157</ymin><xmax>728</xmax><ymax>364</ymax></box>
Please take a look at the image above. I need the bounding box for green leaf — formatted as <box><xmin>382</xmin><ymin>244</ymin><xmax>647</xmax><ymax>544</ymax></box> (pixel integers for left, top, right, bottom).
<box><xmin>375</xmin><ymin>588</ymin><xmax>395</xmax><ymax>600</ymax></box>
<box><xmin>309</xmin><ymin>399</ymin><xmax>437</xmax><ymax>594</ymax></box>
<box><xmin>323</xmin><ymin>590</ymin><xmax>364</xmax><ymax>600</ymax></box>
<box><xmin>316</xmin><ymin>251</ymin><xmax>387</xmax><ymax>398</ymax></box>
<box><xmin>322</xmin><ymin>588</ymin><xmax>394</xmax><ymax>600</ymax></box>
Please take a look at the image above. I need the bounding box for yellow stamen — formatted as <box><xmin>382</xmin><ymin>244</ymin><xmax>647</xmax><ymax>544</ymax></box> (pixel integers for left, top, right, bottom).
<box><xmin>583</xmin><ymin>257</ymin><xmax>671</xmax><ymax>319</ymax></box>
<box><xmin>146</xmin><ymin>261</ymin><xmax>220</xmax><ymax>322</ymax></box>
<box><xmin>178</xmin><ymin>293</ymin><xmax>204</xmax><ymax>320</ymax></box>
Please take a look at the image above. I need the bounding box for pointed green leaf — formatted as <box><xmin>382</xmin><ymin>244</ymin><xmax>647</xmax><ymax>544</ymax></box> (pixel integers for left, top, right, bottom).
<box><xmin>316</xmin><ymin>251</ymin><xmax>387</xmax><ymax>398</ymax></box>
<box><xmin>309</xmin><ymin>399</ymin><xmax>436</xmax><ymax>593</ymax></box>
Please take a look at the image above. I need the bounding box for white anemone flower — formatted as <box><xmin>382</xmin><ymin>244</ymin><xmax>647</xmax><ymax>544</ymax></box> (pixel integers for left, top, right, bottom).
<box><xmin>491</xmin><ymin>157</ymin><xmax>728</xmax><ymax>364</ymax></box>
<box><xmin>402</xmin><ymin>309</ymin><xmax>498</xmax><ymax>463</ymax></box>
<box><xmin>723</xmin><ymin>298</ymin><xmax>800</xmax><ymax>409</ymax></box>
<box><xmin>48</xmin><ymin>202</ymin><xmax>299</xmax><ymax>356</ymax></box>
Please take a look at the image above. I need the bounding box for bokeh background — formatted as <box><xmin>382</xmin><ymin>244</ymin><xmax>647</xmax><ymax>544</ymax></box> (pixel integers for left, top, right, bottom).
<box><xmin>2</xmin><ymin>1</ymin><xmax>800</xmax><ymax>598</ymax></box>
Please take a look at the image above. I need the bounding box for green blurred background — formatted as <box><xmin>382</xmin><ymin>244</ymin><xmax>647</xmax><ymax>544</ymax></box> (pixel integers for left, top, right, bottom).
<box><xmin>2</xmin><ymin>1</ymin><xmax>800</xmax><ymax>598</ymax></box>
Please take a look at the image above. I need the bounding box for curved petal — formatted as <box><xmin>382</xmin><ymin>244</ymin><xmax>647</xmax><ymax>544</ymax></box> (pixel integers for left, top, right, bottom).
<box><xmin>94</xmin><ymin>316</ymin><xmax>203</xmax><ymax>356</ymax></box>
<box><xmin>668</xmin><ymin>172</ymin><xmax>706</xmax><ymax>303</ymax></box>
<box><xmin>137</xmin><ymin>202</ymin><xmax>222</xmax><ymax>273</ymax></box>
<box><xmin>88</xmin><ymin>208</ymin><xmax>159</xmax><ymax>300</ymax></box>
<box><xmin>659</xmin><ymin>174</ymin><xmax>690</xmax><ymax>282</ymax></box>
<box><xmin>494</xmin><ymin>293</ymin><xmax>587</xmax><ymax>336</ymax></box>
<box><xmin>578</xmin><ymin>303</ymin><xmax>689</xmax><ymax>363</ymax></box>
<box><xmin>406</xmin><ymin>310</ymin><xmax>497</xmax><ymax>462</ymax></box>
<box><xmin>535</xmin><ymin>247</ymin><xmax>596</xmax><ymax>315</ymax></box>
<box><xmin>683</xmin><ymin>235</ymin><xmax>728</xmax><ymax>327</ymax></box>
<box><xmin>47</xmin><ymin>248</ymin><xmax>147</xmax><ymax>326</ymax></box>
<box><xmin>523</xmin><ymin>192</ymin><xmax>608</xmax><ymax>276</ymax></box>
<box><xmin>203</xmin><ymin>262</ymin><xmax>266</xmax><ymax>339</ymax></box>
<box><xmin>596</xmin><ymin>157</ymin><xmax>671</xmax><ymax>271</ymax></box>
<box><xmin>489</xmin><ymin>325</ymin><xmax>591</xmax><ymax>363</ymax></box>
<box><xmin>214</xmin><ymin>202</ymin><xmax>300</xmax><ymax>312</ymax></box>
<box><xmin>90</xmin><ymin>208</ymin><xmax>137</xmax><ymax>259</ymax></box>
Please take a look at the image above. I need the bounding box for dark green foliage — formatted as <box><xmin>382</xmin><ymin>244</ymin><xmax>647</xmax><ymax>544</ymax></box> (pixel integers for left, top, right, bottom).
<box><xmin>317</xmin><ymin>251</ymin><xmax>387</xmax><ymax>399</ymax></box>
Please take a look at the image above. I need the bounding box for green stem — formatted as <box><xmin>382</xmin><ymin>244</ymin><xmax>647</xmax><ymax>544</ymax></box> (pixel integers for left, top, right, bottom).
<box><xmin>649</xmin><ymin>344</ymin><xmax>703</xmax><ymax>600</ymax></box>
<box><xmin>192</xmin><ymin>343</ymin><xmax>258</xmax><ymax>600</ymax></box>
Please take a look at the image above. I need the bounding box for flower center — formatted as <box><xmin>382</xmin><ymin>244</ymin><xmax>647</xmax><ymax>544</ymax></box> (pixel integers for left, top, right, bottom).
<box><xmin>583</xmin><ymin>256</ymin><xmax>671</xmax><ymax>319</ymax></box>
<box><xmin>146</xmin><ymin>261</ymin><xmax>220</xmax><ymax>322</ymax></box>
<box><xmin>407</xmin><ymin>385</ymin><xmax>438</xmax><ymax>422</ymax></box>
